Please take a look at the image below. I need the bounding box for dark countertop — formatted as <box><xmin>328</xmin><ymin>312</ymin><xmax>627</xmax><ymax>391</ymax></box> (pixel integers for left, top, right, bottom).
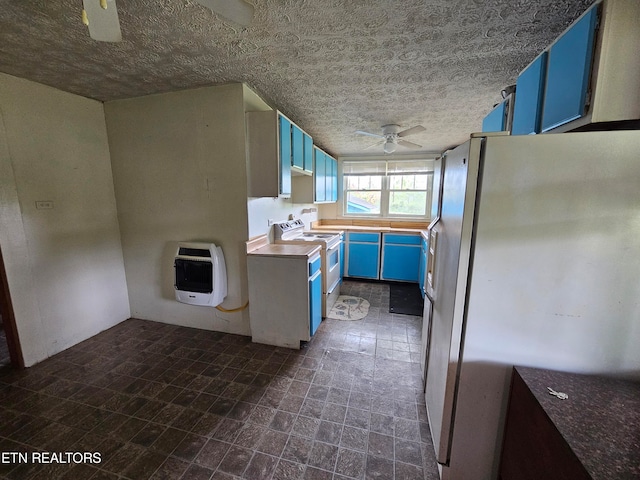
<box><xmin>515</xmin><ymin>366</ymin><xmax>640</xmax><ymax>479</ymax></box>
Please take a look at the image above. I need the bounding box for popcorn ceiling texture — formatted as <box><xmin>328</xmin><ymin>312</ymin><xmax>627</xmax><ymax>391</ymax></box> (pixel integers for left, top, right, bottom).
<box><xmin>0</xmin><ymin>0</ymin><xmax>592</xmax><ymax>154</ymax></box>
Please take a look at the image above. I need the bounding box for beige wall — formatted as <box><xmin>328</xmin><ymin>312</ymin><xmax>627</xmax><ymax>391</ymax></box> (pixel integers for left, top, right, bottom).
<box><xmin>105</xmin><ymin>84</ymin><xmax>253</xmax><ymax>334</ymax></box>
<box><xmin>0</xmin><ymin>73</ymin><xmax>130</xmax><ymax>366</ymax></box>
<box><xmin>0</xmin><ymin>77</ymin><xmax>324</xmax><ymax>363</ymax></box>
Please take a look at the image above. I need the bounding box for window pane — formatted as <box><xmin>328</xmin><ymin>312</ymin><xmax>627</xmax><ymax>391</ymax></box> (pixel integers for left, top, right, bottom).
<box><xmin>346</xmin><ymin>191</ymin><xmax>381</xmax><ymax>214</ymax></box>
<box><xmin>390</xmin><ymin>175</ymin><xmax>402</xmax><ymax>189</ymax></box>
<box><xmin>415</xmin><ymin>174</ymin><xmax>428</xmax><ymax>190</ymax></box>
<box><xmin>346</xmin><ymin>175</ymin><xmax>359</xmax><ymax>189</ymax></box>
<box><xmin>371</xmin><ymin>175</ymin><xmax>382</xmax><ymax>189</ymax></box>
<box><xmin>401</xmin><ymin>175</ymin><xmax>415</xmax><ymax>190</ymax></box>
<box><xmin>389</xmin><ymin>191</ymin><xmax>427</xmax><ymax>215</ymax></box>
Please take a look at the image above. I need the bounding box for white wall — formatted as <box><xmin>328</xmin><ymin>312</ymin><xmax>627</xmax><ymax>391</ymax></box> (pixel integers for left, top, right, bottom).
<box><xmin>0</xmin><ymin>73</ymin><xmax>130</xmax><ymax>366</ymax></box>
<box><xmin>105</xmin><ymin>84</ymin><xmax>254</xmax><ymax>335</ymax></box>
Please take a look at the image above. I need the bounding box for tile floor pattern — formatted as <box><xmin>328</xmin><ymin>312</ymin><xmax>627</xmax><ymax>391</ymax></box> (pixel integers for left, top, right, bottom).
<box><xmin>0</xmin><ymin>328</ymin><xmax>10</xmax><ymax>368</ymax></box>
<box><xmin>0</xmin><ymin>280</ymin><xmax>439</xmax><ymax>479</ymax></box>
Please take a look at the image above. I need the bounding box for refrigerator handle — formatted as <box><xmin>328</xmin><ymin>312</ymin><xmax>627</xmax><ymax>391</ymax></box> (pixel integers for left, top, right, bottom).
<box><xmin>425</xmin><ymin>227</ymin><xmax>438</xmax><ymax>301</ymax></box>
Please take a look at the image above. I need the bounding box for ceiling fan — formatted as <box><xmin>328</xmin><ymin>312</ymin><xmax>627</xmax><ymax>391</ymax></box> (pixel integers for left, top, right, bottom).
<box><xmin>81</xmin><ymin>0</ymin><xmax>255</xmax><ymax>42</ymax></box>
<box><xmin>355</xmin><ymin>124</ymin><xmax>426</xmax><ymax>154</ymax></box>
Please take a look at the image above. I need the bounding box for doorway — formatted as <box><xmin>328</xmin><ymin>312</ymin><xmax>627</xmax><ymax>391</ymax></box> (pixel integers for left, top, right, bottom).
<box><xmin>0</xmin><ymin>246</ymin><xmax>24</xmax><ymax>369</ymax></box>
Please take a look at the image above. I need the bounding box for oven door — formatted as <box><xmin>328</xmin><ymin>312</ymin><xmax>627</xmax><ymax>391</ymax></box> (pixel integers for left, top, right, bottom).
<box><xmin>326</xmin><ymin>241</ymin><xmax>341</xmax><ymax>294</ymax></box>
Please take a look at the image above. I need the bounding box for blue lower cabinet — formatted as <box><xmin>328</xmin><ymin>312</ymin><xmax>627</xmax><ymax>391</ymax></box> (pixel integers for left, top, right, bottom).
<box><xmin>381</xmin><ymin>234</ymin><xmax>421</xmax><ymax>282</ymax></box>
<box><xmin>347</xmin><ymin>232</ymin><xmax>380</xmax><ymax>279</ymax></box>
<box><xmin>309</xmin><ymin>269</ymin><xmax>322</xmax><ymax>336</ymax></box>
<box><xmin>382</xmin><ymin>245</ymin><xmax>420</xmax><ymax>282</ymax></box>
<box><xmin>348</xmin><ymin>242</ymin><xmax>380</xmax><ymax>279</ymax></box>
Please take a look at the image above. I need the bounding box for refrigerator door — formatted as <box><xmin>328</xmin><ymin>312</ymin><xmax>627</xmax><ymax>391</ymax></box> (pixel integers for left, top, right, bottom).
<box><xmin>424</xmin><ymin>138</ymin><xmax>483</xmax><ymax>465</ymax></box>
<box><xmin>430</xmin><ymin>155</ymin><xmax>444</xmax><ymax>223</ymax></box>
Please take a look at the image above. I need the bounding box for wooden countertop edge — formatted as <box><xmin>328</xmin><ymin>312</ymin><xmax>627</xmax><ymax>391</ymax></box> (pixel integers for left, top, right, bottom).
<box><xmin>247</xmin><ymin>240</ymin><xmax>322</xmax><ymax>258</ymax></box>
<box><xmin>311</xmin><ymin>224</ymin><xmax>428</xmax><ymax>236</ymax></box>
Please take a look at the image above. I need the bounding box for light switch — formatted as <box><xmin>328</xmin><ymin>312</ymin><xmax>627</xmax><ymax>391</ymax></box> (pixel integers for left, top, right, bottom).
<box><xmin>35</xmin><ymin>201</ymin><xmax>54</xmax><ymax>210</ymax></box>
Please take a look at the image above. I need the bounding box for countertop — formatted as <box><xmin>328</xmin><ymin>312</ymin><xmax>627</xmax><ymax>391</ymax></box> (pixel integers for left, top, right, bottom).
<box><xmin>515</xmin><ymin>366</ymin><xmax>640</xmax><ymax>479</ymax></box>
<box><xmin>312</xmin><ymin>224</ymin><xmax>428</xmax><ymax>236</ymax></box>
<box><xmin>247</xmin><ymin>243</ymin><xmax>321</xmax><ymax>259</ymax></box>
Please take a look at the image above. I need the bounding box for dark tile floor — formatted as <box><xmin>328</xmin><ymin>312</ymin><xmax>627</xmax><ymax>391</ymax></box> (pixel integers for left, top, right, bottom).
<box><xmin>0</xmin><ymin>326</ymin><xmax>10</xmax><ymax>368</ymax></box>
<box><xmin>0</xmin><ymin>280</ymin><xmax>439</xmax><ymax>479</ymax></box>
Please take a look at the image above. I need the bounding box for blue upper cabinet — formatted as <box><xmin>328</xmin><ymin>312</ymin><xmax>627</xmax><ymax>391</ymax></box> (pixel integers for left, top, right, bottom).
<box><xmin>326</xmin><ymin>155</ymin><xmax>338</xmax><ymax>202</ymax></box>
<box><xmin>314</xmin><ymin>147</ymin><xmax>326</xmax><ymax>203</ymax></box>
<box><xmin>512</xmin><ymin>52</ymin><xmax>548</xmax><ymax>135</ymax></box>
<box><xmin>482</xmin><ymin>100</ymin><xmax>507</xmax><ymax>132</ymax></box>
<box><xmin>278</xmin><ymin>115</ymin><xmax>292</xmax><ymax>197</ymax></box>
<box><xmin>303</xmin><ymin>132</ymin><xmax>313</xmax><ymax>173</ymax></box>
<box><xmin>291</xmin><ymin>124</ymin><xmax>304</xmax><ymax>170</ymax></box>
<box><xmin>314</xmin><ymin>148</ymin><xmax>337</xmax><ymax>204</ymax></box>
<box><xmin>541</xmin><ymin>5</ymin><xmax>599</xmax><ymax>132</ymax></box>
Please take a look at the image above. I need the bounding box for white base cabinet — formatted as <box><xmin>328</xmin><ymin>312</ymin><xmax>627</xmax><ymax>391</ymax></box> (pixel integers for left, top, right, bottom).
<box><xmin>247</xmin><ymin>251</ymin><xmax>322</xmax><ymax>349</ymax></box>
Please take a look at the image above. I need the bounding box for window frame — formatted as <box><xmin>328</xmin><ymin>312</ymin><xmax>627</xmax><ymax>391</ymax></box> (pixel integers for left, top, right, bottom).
<box><xmin>341</xmin><ymin>157</ymin><xmax>435</xmax><ymax>220</ymax></box>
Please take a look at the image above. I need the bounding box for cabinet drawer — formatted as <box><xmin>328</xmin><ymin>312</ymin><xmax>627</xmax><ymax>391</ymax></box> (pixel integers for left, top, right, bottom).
<box><xmin>349</xmin><ymin>232</ymin><xmax>380</xmax><ymax>243</ymax></box>
<box><xmin>309</xmin><ymin>256</ymin><xmax>321</xmax><ymax>276</ymax></box>
<box><xmin>384</xmin><ymin>233</ymin><xmax>420</xmax><ymax>245</ymax></box>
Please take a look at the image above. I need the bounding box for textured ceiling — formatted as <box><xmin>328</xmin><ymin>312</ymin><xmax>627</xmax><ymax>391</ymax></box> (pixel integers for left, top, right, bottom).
<box><xmin>0</xmin><ymin>0</ymin><xmax>593</xmax><ymax>155</ymax></box>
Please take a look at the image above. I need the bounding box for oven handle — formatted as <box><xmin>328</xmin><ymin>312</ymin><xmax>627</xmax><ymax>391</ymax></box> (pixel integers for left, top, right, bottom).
<box><xmin>327</xmin><ymin>277</ymin><xmax>341</xmax><ymax>294</ymax></box>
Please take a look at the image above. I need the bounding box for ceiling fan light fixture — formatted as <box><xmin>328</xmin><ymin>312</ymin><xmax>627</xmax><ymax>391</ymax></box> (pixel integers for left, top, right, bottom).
<box><xmin>383</xmin><ymin>141</ymin><xmax>397</xmax><ymax>154</ymax></box>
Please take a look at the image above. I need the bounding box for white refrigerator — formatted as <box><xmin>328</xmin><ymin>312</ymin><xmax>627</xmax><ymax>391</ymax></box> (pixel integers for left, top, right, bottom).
<box><xmin>423</xmin><ymin>130</ymin><xmax>640</xmax><ymax>480</ymax></box>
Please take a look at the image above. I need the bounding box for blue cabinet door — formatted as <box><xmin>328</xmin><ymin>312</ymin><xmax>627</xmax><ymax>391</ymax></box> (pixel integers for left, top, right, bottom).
<box><xmin>292</xmin><ymin>124</ymin><xmax>304</xmax><ymax>169</ymax></box>
<box><xmin>303</xmin><ymin>133</ymin><xmax>313</xmax><ymax>173</ymax></box>
<box><xmin>348</xmin><ymin>242</ymin><xmax>380</xmax><ymax>279</ymax></box>
<box><xmin>541</xmin><ymin>5</ymin><xmax>598</xmax><ymax>132</ymax></box>
<box><xmin>278</xmin><ymin>115</ymin><xmax>292</xmax><ymax>196</ymax></box>
<box><xmin>382</xmin><ymin>233</ymin><xmax>421</xmax><ymax>282</ymax></box>
<box><xmin>314</xmin><ymin>149</ymin><xmax>326</xmax><ymax>202</ymax></box>
<box><xmin>309</xmin><ymin>269</ymin><xmax>322</xmax><ymax>336</ymax></box>
<box><xmin>482</xmin><ymin>100</ymin><xmax>506</xmax><ymax>132</ymax></box>
<box><xmin>512</xmin><ymin>53</ymin><xmax>548</xmax><ymax>135</ymax></box>
<box><xmin>328</xmin><ymin>157</ymin><xmax>338</xmax><ymax>202</ymax></box>
<box><xmin>382</xmin><ymin>244</ymin><xmax>420</xmax><ymax>282</ymax></box>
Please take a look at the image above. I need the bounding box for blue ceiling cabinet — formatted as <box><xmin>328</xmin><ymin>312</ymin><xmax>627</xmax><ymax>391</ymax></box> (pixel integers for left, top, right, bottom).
<box><xmin>482</xmin><ymin>100</ymin><xmax>507</xmax><ymax>132</ymax></box>
<box><xmin>291</xmin><ymin>124</ymin><xmax>314</xmax><ymax>175</ymax></box>
<box><xmin>314</xmin><ymin>147</ymin><xmax>326</xmax><ymax>202</ymax></box>
<box><xmin>541</xmin><ymin>4</ymin><xmax>599</xmax><ymax>132</ymax></box>
<box><xmin>511</xmin><ymin>52</ymin><xmax>548</xmax><ymax>135</ymax></box>
<box><xmin>314</xmin><ymin>147</ymin><xmax>338</xmax><ymax>204</ymax></box>
<box><xmin>291</xmin><ymin>123</ymin><xmax>304</xmax><ymax>170</ymax></box>
<box><xmin>247</xmin><ymin>110</ymin><xmax>294</xmax><ymax>198</ymax></box>
<box><xmin>278</xmin><ymin>115</ymin><xmax>292</xmax><ymax>197</ymax></box>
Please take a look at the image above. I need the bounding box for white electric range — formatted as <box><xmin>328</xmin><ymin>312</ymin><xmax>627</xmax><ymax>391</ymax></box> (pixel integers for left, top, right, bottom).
<box><xmin>273</xmin><ymin>220</ymin><xmax>343</xmax><ymax>316</ymax></box>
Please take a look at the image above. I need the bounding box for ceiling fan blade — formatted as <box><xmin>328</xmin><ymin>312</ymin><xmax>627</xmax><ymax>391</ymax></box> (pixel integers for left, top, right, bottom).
<box><xmin>398</xmin><ymin>139</ymin><xmax>423</xmax><ymax>150</ymax></box>
<box><xmin>355</xmin><ymin>130</ymin><xmax>385</xmax><ymax>139</ymax></box>
<box><xmin>193</xmin><ymin>0</ymin><xmax>255</xmax><ymax>27</ymax></box>
<box><xmin>82</xmin><ymin>0</ymin><xmax>122</xmax><ymax>42</ymax></box>
<box><xmin>364</xmin><ymin>140</ymin><xmax>386</xmax><ymax>150</ymax></box>
<box><xmin>397</xmin><ymin>125</ymin><xmax>426</xmax><ymax>137</ymax></box>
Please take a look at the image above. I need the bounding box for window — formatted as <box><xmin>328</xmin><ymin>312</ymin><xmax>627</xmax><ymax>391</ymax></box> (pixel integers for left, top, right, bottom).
<box><xmin>343</xmin><ymin>159</ymin><xmax>434</xmax><ymax>219</ymax></box>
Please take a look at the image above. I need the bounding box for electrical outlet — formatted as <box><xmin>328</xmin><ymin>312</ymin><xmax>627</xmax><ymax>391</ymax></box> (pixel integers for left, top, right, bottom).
<box><xmin>35</xmin><ymin>201</ymin><xmax>54</xmax><ymax>210</ymax></box>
